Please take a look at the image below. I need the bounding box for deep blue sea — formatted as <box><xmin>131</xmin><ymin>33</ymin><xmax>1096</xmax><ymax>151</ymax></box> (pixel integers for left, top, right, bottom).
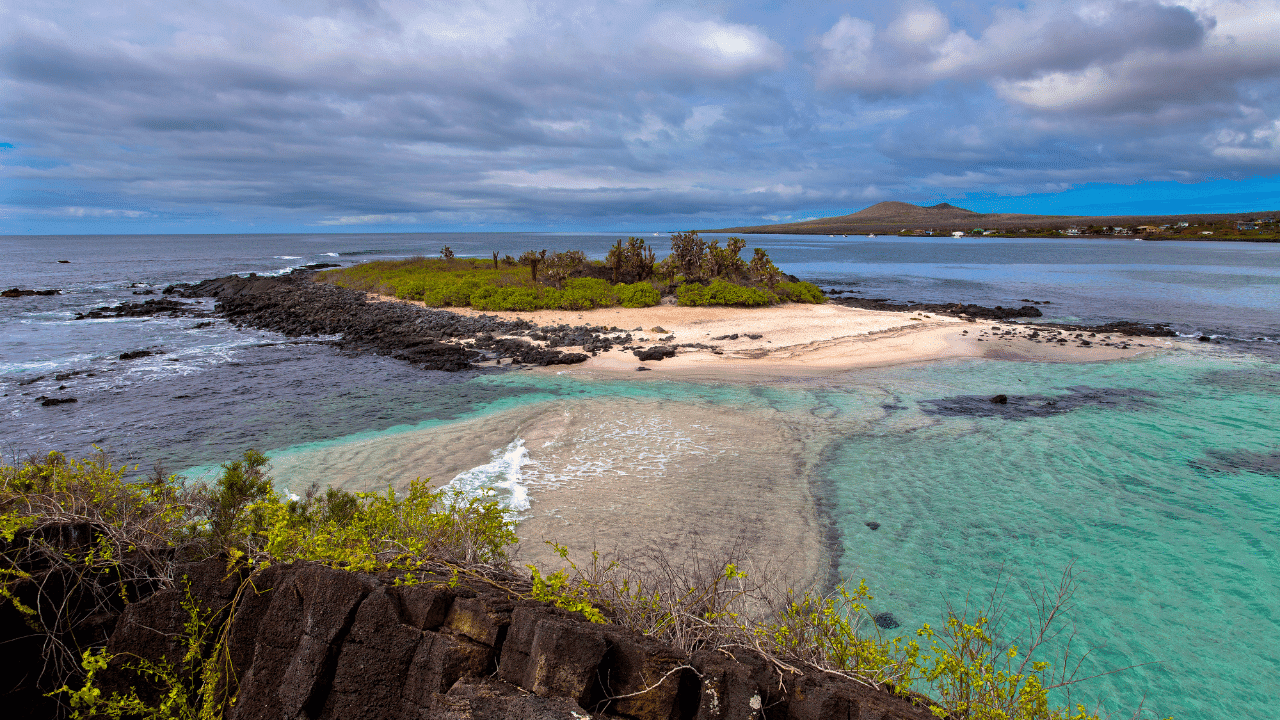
<box><xmin>2</xmin><ymin>232</ymin><xmax>1278</xmax><ymax>719</ymax></box>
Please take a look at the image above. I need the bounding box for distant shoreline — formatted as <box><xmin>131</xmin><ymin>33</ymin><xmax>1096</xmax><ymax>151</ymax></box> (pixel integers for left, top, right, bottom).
<box><xmin>705</xmin><ymin>200</ymin><xmax>1280</xmax><ymax>240</ymax></box>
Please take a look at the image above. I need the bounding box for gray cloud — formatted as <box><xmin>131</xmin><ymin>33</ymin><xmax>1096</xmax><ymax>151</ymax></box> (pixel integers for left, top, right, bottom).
<box><xmin>1</xmin><ymin>0</ymin><xmax>1279</xmax><ymax>231</ymax></box>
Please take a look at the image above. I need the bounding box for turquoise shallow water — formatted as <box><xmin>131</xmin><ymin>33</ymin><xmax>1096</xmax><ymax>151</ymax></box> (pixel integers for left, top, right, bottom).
<box><xmin>819</xmin><ymin>351</ymin><xmax>1279</xmax><ymax>718</ymax></box>
<box><xmin>253</xmin><ymin>346</ymin><xmax>1277</xmax><ymax>720</ymax></box>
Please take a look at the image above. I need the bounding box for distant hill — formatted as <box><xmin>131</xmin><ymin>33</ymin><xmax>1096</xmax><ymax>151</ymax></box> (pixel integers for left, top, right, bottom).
<box><xmin>705</xmin><ymin>202</ymin><xmax>1276</xmax><ymax>236</ymax></box>
<box><xmin>707</xmin><ymin>201</ymin><xmax>1057</xmax><ymax>234</ymax></box>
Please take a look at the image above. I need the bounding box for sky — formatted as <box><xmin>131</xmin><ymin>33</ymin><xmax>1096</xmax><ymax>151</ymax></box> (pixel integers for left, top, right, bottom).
<box><xmin>2</xmin><ymin>0</ymin><xmax>1279</xmax><ymax>234</ymax></box>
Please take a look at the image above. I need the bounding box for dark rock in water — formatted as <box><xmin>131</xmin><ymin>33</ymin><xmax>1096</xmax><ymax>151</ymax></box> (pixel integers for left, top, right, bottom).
<box><xmin>1189</xmin><ymin>449</ymin><xmax>1280</xmax><ymax>476</ymax></box>
<box><xmin>57</xmin><ymin>259</ymin><xmax>70</xmax><ymax>263</ymax></box>
<box><xmin>633</xmin><ymin>345</ymin><xmax>676</xmax><ymax>361</ymax></box>
<box><xmin>865</xmin><ymin>521</ymin><xmax>880</xmax><ymax>531</ymax></box>
<box><xmin>2</xmin><ymin>287</ymin><xmax>60</xmax><ymax>297</ymax></box>
<box><xmin>831</xmin><ymin>296</ymin><xmax>1043</xmax><ymax>320</ymax></box>
<box><xmin>40</xmin><ymin>397</ymin><xmax>77</xmax><ymax>407</ymax></box>
<box><xmin>119</xmin><ymin>350</ymin><xmax>156</xmax><ymax>360</ymax></box>
<box><xmin>132</xmin><ymin>289</ymin><xmax>156</xmax><ymax>295</ymax></box>
<box><xmin>302</xmin><ymin>262</ymin><xmax>340</xmax><ymax>270</ymax></box>
<box><xmin>1199</xmin><ymin>335</ymin><xmax>1211</xmax><ymax>342</ymax></box>
<box><xmin>873</xmin><ymin>612</ymin><xmax>900</xmax><ymax>629</ymax></box>
<box><xmin>636</xmin><ymin>366</ymin><xmax>651</xmax><ymax>371</ymax></box>
<box><xmin>921</xmin><ymin>386</ymin><xmax>1159</xmax><ymax>420</ymax></box>
<box><xmin>77</xmin><ymin>297</ymin><xmax>199</xmax><ymax>320</ymax></box>
<box><xmin>1040</xmin><ymin>320</ymin><xmax>1177</xmax><ymax>337</ymax></box>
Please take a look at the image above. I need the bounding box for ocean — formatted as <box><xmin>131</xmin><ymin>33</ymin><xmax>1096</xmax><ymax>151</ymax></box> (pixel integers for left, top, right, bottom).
<box><xmin>2</xmin><ymin>232</ymin><xmax>1278</xmax><ymax>718</ymax></box>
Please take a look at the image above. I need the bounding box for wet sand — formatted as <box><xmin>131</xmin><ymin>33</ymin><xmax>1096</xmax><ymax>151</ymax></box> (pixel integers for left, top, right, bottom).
<box><xmin>268</xmin><ymin>395</ymin><xmax>831</xmax><ymax>587</ymax></box>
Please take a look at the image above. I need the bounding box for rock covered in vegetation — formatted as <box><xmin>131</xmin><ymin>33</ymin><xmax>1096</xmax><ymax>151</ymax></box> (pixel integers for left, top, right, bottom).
<box><xmin>79</xmin><ymin>559</ymin><xmax>938</xmax><ymax>720</ymax></box>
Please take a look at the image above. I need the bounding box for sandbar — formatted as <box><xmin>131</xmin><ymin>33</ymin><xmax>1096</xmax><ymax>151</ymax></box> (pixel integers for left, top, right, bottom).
<box><xmin>406</xmin><ymin>299</ymin><xmax>1165</xmax><ymax>380</ymax></box>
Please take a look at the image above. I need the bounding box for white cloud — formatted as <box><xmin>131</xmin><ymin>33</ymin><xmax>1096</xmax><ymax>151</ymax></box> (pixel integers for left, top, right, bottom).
<box><xmin>62</xmin><ymin>207</ymin><xmax>149</xmax><ymax>218</ymax></box>
<box><xmin>643</xmin><ymin>13</ymin><xmax>786</xmax><ymax>78</ymax></box>
<box><xmin>318</xmin><ymin>214</ymin><xmax>418</xmax><ymax>225</ymax></box>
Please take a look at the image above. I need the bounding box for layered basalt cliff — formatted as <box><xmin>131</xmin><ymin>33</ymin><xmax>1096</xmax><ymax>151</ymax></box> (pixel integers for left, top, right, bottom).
<box><xmin>3</xmin><ymin>550</ymin><xmax>937</xmax><ymax>719</ymax></box>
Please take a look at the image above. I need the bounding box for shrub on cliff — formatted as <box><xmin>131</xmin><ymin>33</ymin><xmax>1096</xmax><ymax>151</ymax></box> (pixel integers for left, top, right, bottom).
<box><xmin>0</xmin><ymin>449</ymin><xmax>521</xmax><ymax>717</ymax></box>
<box><xmin>244</xmin><ymin>480</ymin><xmax>516</xmax><ymax>569</ymax></box>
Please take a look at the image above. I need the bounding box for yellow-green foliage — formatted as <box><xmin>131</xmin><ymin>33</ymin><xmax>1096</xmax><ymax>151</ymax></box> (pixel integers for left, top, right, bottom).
<box><xmin>470</xmin><ymin>278</ymin><xmax>620</xmax><ymax>312</ymax></box>
<box><xmin>245</xmin><ymin>481</ymin><xmax>517</xmax><ymax>570</ymax></box>
<box><xmin>677</xmin><ymin>279</ymin><xmax>778</xmax><ymax>307</ymax></box>
<box><xmin>762</xmin><ymin>581</ymin><xmax>920</xmax><ymax>690</ymax></box>
<box><xmin>615</xmin><ymin>281</ymin><xmax>661</xmax><ymax>308</ymax></box>
<box><xmin>320</xmin><ymin>257</ymin><xmax>517</xmax><ymax>307</ymax></box>
<box><xmin>773</xmin><ymin>281</ymin><xmax>825</xmax><ymax>304</ymax></box>
<box><xmin>322</xmin><ymin>254</ymin><xmax>797</xmax><ymax>311</ymax></box>
<box><xmin>0</xmin><ymin>451</ymin><xmax>193</xmax><ymax>542</ymax></box>
<box><xmin>322</xmin><ymin>258</ymin><xmax>631</xmax><ymax>311</ymax></box>
<box><xmin>55</xmin><ymin>579</ymin><xmax>247</xmax><ymax>720</ymax></box>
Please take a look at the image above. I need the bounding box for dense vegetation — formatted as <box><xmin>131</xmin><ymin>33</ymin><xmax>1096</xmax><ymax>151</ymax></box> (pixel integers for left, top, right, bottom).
<box><xmin>1</xmin><ymin>451</ymin><xmax>1166</xmax><ymax>719</ymax></box>
<box><xmin>317</xmin><ymin>233</ymin><xmax>824</xmax><ymax>310</ymax></box>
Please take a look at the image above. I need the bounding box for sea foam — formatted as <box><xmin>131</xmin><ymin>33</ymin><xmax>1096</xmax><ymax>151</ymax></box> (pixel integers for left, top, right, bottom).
<box><xmin>445</xmin><ymin>439</ymin><xmax>531</xmax><ymax>512</ymax></box>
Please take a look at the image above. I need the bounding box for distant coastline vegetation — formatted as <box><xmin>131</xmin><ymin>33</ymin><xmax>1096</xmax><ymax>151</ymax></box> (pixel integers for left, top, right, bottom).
<box><xmin>317</xmin><ymin>232</ymin><xmax>825</xmax><ymax>311</ymax></box>
<box><xmin>710</xmin><ymin>200</ymin><xmax>1280</xmax><ymax>240</ymax></box>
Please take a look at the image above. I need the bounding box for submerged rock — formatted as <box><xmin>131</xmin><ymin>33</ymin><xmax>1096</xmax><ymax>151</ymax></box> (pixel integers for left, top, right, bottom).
<box><xmin>921</xmin><ymin>386</ymin><xmax>1159</xmax><ymax>420</ymax></box>
<box><xmin>873</xmin><ymin>612</ymin><xmax>901</xmax><ymax>629</ymax></box>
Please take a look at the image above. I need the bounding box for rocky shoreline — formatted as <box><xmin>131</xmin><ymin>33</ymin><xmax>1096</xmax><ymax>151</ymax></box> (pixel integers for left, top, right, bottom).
<box><xmin>1</xmin><ymin>530</ymin><xmax>938</xmax><ymax>720</ymax></box>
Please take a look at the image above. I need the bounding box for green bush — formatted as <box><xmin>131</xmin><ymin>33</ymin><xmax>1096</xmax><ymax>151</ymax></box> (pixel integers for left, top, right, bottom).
<box><xmin>774</xmin><ymin>281</ymin><xmax>825</xmax><ymax>304</ymax></box>
<box><xmin>470</xmin><ymin>285</ymin><xmax>542</xmax><ymax>311</ymax></box>
<box><xmin>616</xmin><ymin>281</ymin><xmax>661</xmax><ymax>308</ymax></box>
<box><xmin>247</xmin><ymin>481</ymin><xmax>517</xmax><ymax>569</ymax></box>
<box><xmin>677</xmin><ymin>279</ymin><xmax>778</xmax><ymax>307</ymax></box>
<box><xmin>559</xmin><ymin>277</ymin><xmax>619</xmax><ymax>309</ymax></box>
<box><xmin>469</xmin><ymin>279</ymin><xmax>620</xmax><ymax>312</ymax></box>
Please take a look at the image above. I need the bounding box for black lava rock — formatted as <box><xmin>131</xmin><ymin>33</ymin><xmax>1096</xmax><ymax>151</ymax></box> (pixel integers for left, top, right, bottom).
<box><xmin>633</xmin><ymin>345</ymin><xmax>676</xmax><ymax>361</ymax></box>
<box><xmin>873</xmin><ymin>612</ymin><xmax>900</xmax><ymax>629</ymax></box>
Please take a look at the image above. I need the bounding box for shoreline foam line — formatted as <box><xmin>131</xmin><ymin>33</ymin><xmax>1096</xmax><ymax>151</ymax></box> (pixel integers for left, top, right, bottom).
<box><xmin>444</xmin><ymin>438</ymin><xmax>532</xmax><ymax>513</ymax></box>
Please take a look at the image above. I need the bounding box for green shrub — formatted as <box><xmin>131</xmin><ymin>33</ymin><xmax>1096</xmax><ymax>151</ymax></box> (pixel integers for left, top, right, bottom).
<box><xmin>559</xmin><ymin>277</ymin><xmax>618</xmax><ymax>309</ymax></box>
<box><xmin>677</xmin><ymin>279</ymin><xmax>778</xmax><ymax>307</ymax></box>
<box><xmin>470</xmin><ymin>286</ymin><xmax>542</xmax><ymax>312</ymax></box>
<box><xmin>774</xmin><ymin>281</ymin><xmax>825</xmax><ymax>304</ymax></box>
<box><xmin>616</xmin><ymin>281</ymin><xmax>661</xmax><ymax>308</ymax></box>
<box><xmin>246</xmin><ymin>481</ymin><xmax>517</xmax><ymax>570</ymax></box>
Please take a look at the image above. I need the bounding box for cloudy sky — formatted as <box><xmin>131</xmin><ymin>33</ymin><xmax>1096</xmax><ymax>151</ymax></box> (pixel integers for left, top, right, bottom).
<box><xmin>3</xmin><ymin>0</ymin><xmax>1279</xmax><ymax>233</ymax></box>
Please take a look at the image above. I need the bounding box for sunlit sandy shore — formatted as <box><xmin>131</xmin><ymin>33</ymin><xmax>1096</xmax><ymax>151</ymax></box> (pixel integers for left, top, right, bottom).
<box><xmin>434</xmin><ymin>299</ymin><xmax>1165</xmax><ymax>379</ymax></box>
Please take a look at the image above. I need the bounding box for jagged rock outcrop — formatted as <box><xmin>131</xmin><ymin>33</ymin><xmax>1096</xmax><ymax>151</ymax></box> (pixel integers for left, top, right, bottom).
<box><xmin>73</xmin><ymin>560</ymin><xmax>938</xmax><ymax>720</ymax></box>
